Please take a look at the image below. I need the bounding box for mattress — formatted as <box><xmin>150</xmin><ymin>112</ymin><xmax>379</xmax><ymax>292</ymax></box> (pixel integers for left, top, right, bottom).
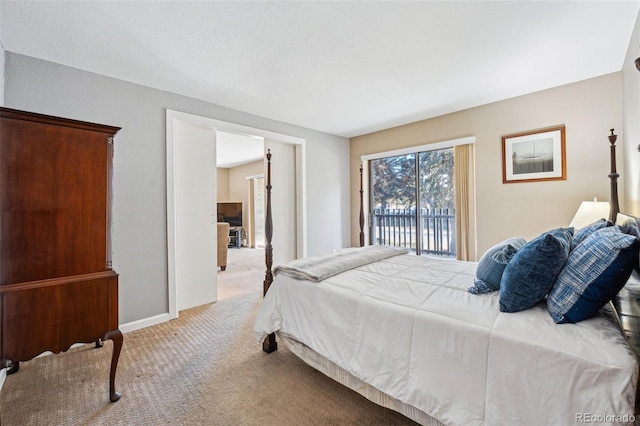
<box><xmin>254</xmin><ymin>251</ymin><xmax>638</xmax><ymax>425</ymax></box>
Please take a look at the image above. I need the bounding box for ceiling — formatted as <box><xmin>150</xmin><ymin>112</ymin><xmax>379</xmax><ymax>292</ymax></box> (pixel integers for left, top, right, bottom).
<box><xmin>1</xmin><ymin>1</ymin><xmax>639</xmax><ymax>140</ymax></box>
<box><xmin>216</xmin><ymin>131</ymin><xmax>263</xmax><ymax>168</ymax></box>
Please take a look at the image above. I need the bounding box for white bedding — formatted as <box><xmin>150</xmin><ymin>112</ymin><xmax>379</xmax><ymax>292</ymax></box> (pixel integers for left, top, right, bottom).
<box><xmin>254</xmin><ymin>250</ymin><xmax>638</xmax><ymax>426</ymax></box>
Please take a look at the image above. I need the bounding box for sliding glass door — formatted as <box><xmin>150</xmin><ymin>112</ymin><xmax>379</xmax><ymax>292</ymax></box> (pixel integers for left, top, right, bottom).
<box><xmin>370</xmin><ymin>154</ymin><xmax>417</xmax><ymax>249</ymax></box>
<box><xmin>417</xmin><ymin>149</ymin><xmax>455</xmax><ymax>255</ymax></box>
<box><xmin>369</xmin><ymin>148</ymin><xmax>455</xmax><ymax>257</ymax></box>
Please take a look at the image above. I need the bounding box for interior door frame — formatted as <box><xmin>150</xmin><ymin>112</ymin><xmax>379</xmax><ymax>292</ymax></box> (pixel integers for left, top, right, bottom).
<box><xmin>166</xmin><ymin>109</ymin><xmax>306</xmax><ymax>320</ymax></box>
<box><xmin>246</xmin><ymin>174</ymin><xmax>265</xmax><ymax>248</ymax></box>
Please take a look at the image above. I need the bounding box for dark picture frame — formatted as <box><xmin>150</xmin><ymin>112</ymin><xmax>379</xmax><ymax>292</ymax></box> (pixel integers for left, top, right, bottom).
<box><xmin>502</xmin><ymin>125</ymin><xmax>566</xmax><ymax>184</ymax></box>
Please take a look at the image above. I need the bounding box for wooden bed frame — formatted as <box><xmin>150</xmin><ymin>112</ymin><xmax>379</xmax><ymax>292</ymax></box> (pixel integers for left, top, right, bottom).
<box><xmin>262</xmin><ymin>149</ymin><xmax>277</xmax><ymax>353</ymax></box>
<box><xmin>608</xmin><ymin>129</ymin><xmax>621</xmax><ymax>222</ymax></box>
<box><xmin>261</xmin><ymin>128</ymin><xmax>628</xmax><ymax>350</ymax></box>
<box><xmin>259</xmin><ymin>130</ymin><xmax>638</xmax><ymax>416</ymax></box>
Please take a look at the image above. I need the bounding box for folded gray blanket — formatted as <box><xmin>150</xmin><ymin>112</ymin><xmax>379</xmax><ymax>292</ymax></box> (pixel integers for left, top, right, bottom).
<box><xmin>273</xmin><ymin>245</ymin><xmax>409</xmax><ymax>282</ymax></box>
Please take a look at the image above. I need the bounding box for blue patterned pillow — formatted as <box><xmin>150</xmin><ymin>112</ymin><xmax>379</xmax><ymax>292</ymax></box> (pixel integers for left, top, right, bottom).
<box><xmin>548</xmin><ymin>226</ymin><xmax>639</xmax><ymax>323</ymax></box>
<box><xmin>468</xmin><ymin>237</ymin><xmax>526</xmax><ymax>294</ymax></box>
<box><xmin>572</xmin><ymin>219</ymin><xmax>610</xmax><ymax>249</ymax></box>
<box><xmin>499</xmin><ymin>227</ymin><xmax>573</xmax><ymax>313</ymax></box>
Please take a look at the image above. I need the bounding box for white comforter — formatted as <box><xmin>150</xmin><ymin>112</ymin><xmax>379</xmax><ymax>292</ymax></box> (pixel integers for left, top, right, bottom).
<box><xmin>254</xmin><ymin>249</ymin><xmax>638</xmax><ymax>426</ymax></box>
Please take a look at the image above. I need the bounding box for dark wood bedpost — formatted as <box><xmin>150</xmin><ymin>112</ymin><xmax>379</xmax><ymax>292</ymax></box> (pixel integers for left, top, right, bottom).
<box><xmin>359</xmin><ymin>163</ymin><xmax>365</xmax><ymax>247</ymax></box>
<box><xmin>262</xmin><ymin>149</ymin><xmax>277</xmax><ymax>353</ymax></box>
<box><xmin>608</xmin><ymin>129</ymin><xmax>620</xmax><ymax>222</ymax></box>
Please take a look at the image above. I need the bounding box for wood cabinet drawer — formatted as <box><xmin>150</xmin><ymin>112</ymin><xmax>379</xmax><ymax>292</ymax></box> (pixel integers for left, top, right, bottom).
<box><xmin>1</xmin><ymin>273</ymin><xmax>118</xmax><ymax>361</ymax></box>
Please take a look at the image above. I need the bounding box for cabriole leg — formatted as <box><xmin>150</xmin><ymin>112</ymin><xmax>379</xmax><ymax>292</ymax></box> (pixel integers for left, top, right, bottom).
<box><xmin>103</xmin><ymin>329</ymin><xmax>123</xmax><ymax>402</ymax></box>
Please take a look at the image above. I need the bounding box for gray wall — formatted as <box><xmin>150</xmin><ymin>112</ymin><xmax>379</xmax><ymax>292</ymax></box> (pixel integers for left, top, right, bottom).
<box><xmin>4</xmin><ymin>52</ymin><xmax>351</xmax><ymax>324</ymax></box>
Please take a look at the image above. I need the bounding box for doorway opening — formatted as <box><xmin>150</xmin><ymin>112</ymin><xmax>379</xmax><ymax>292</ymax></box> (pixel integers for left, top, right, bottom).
<box><xmin>166</xmin><ymin>109</ymin><xmax>306</xmax><ymax>320</ymax></box>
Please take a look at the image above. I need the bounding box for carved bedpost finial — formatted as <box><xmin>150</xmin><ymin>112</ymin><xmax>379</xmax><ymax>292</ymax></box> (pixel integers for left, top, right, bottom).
<box><xmin>263</xmin><ymin>148</ymin><xmax>277</xmax><ymax>353</ymax></box>
<box><xmin>264</xmin><ymin>148</ymin><xmax>273</xmax><ymax>294</ymax></box>
<box><xmin>359</xmin><ymin>163</ymin><xmax>365</xmax><ymax>247</ymax></box>
<box><xmin>608</xmin><ymin>129</ymin><xmax>620</xmax><ymax>223</ymax></box>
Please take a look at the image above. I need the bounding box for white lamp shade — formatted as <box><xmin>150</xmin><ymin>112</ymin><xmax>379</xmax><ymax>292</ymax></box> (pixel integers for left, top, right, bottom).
<box><xmin>569</xmin><ymin>201</ymin><xmax>610</xmax><ymax>229</ymax></box>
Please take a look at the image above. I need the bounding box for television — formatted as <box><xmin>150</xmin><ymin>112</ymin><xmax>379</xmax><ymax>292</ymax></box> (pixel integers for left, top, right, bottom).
<box><xmin>217</xmin><ymin>202</ymin><xmax>243</xmax><ymax>227</ymax></box>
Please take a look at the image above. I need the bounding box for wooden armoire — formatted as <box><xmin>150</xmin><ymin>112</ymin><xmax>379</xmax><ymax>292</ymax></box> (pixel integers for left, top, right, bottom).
<box><xmin>0</xmin><ymin>107</ymin><xmax>123</xmax><ymax>402</ymax></box>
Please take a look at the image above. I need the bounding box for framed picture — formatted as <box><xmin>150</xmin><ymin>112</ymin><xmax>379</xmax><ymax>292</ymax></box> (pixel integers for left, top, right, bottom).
<box><xmin>502</xmin><ymin>125</ymin><xmax>566</xmax><ymax>183</ymax></box>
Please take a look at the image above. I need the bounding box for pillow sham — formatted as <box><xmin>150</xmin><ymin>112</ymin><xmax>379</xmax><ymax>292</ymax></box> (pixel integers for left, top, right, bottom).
<box><xmin>571</xmin><ymin>218</ymin><xmax>610</xmax><ymax>249</ymax></box>
<box><xmin>616</xmin><ymin>212</ymin><xmax>638</xmax><ymax>226</ymax></box>
<box><xmin>468</xmin><ymin>237</ymin><xmax>526</xmax><ymax>294</ymax></box>
<box><xmin>618</xmin><ymin>216</ymin><xmax>640</xmax><ymax>241</ymax></box>
<box><xmin>548</xmin><ymin>226</ymin><xmax>639</xmax><ymax>323</ymax></box>
<box><xmin>499</xmin><ymin>227</ymin><xmax>573</xmax><ymax>313</ymax></box>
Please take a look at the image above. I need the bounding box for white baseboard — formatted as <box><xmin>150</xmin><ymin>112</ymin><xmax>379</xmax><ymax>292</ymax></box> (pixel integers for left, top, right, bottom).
<box><xmin>0</xmin><ymin>311</ymin><xmax>175</xmax><ymax>394</ymax></box>
<box><xmin>119</xmin><ymin>312</ymin><xmax>176</xmax><ymax>334</ymax></box>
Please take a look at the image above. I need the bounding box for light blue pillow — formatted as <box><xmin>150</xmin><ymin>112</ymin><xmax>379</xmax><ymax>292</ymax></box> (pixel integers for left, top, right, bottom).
<box><xmin>548</xmin><ymin>226</ymin><xmax>639</xmax><ymax>323</ymax></box>
<box><xmin>468</xmin><ymin>237</ymin><xmax>526</xmax><ymax>294</ymax></box>
<box><xmin>499</xmin><ymin>227</ymin><xmax>573</xmax><ymax>313</ymax></box>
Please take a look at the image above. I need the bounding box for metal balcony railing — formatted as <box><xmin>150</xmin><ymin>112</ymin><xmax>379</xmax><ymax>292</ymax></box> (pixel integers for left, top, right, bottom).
<box><xmin>372</xmin><ymin>208</ymin><xmax>456</xmax><ymax>257</ymax></box>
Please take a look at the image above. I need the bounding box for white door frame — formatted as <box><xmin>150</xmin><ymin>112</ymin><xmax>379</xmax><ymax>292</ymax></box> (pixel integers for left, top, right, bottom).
<box><xmin>166</xmin><ymin>109</ymin><xmax>306</xmax><ymax>320</ymax></box>
<box><xmin>246</xmin><ymin>173</ymin><xmax>265</xmax><ymax>248</ymax></box>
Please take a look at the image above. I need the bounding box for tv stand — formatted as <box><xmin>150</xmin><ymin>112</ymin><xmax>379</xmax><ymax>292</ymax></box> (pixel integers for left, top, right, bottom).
<box><xmin>229</xmin><ymin>227</ymin><xmax>242</xmax><ymax>249</ymax></box>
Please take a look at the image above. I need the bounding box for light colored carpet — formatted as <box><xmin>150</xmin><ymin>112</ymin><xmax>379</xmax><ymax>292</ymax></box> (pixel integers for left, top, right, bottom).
<box><xmin>0</xmin><ymin>248</ymin><xmax>417</xmax><ymax>425</ymax></box>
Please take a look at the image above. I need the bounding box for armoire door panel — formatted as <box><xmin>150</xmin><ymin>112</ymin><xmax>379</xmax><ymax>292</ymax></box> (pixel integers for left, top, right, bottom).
<box><xmin>0</xmin><ymin>120</ymin><xmax>109</xmax><ymax>284</ymax></box>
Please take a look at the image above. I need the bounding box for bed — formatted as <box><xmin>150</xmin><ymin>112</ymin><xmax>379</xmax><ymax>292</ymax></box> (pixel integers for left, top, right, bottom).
<box><xmin>253</xmin><ymin>135</ymin><xmax>640</xmax><ymax>425</ymax></box>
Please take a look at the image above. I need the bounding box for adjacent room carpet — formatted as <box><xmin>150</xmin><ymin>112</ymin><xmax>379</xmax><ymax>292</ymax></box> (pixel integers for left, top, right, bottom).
<box><xmin>0</xmin><ymin>248</ymin><xmax>416</xmax><ymax>425</ymax></box>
